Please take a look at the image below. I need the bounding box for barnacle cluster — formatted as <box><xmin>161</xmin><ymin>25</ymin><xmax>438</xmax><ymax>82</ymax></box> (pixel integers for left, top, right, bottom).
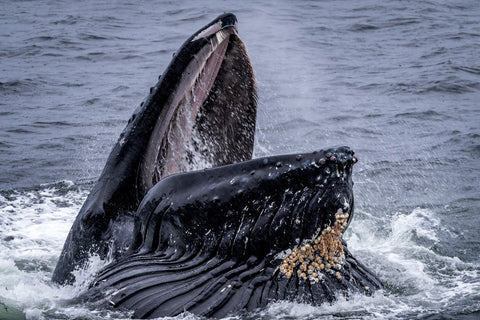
<box><xmin>279</xmin><ymin>211</ymin><xmax>350</xmax><ymax>282</ymax></box>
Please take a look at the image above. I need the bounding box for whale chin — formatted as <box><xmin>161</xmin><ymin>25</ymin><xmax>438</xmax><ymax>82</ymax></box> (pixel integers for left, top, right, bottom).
<box><xmin>53</xmin><ymin>13</ymin><xmax>382</xmax><ymax>319</ymax></box>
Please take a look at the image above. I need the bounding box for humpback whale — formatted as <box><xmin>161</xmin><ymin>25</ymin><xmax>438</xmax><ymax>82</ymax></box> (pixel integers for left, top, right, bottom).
<box><xmin>53</xmin><ymin>13</ymin><xmax>382</xmax><ymax>318</ymax></box>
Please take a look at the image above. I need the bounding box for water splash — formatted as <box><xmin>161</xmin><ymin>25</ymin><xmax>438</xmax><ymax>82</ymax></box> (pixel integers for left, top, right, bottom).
<box><xmin>344</xmin><ymin>207</ymin><xmax>480</xmax><ymax>318</ymax></box>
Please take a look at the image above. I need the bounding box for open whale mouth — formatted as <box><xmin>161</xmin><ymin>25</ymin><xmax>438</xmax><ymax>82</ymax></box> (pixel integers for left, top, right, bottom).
<box><xmin>137</xmin><ymin>13</ymin><xmax>257</xmax><ymax>195</ymax></box>
<box><xmin>84</xmin><ymin>12</ymin><xmax>257</xmax><ymax>213</ymax></box>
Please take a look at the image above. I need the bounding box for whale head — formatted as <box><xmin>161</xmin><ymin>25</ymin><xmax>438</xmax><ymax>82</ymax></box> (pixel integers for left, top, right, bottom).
<box><xmin>53</xmin><ymin>13</ymin><xmax>382</xmax><ymax>318</ymax></box>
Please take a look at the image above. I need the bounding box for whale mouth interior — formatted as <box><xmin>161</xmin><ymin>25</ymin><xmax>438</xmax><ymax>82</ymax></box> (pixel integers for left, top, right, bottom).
<box><xmin>155</xmin><ymin>31</ymin><xmax>231</xmax><ymax>178</ymax></box>
<box><xmin>141</xmin><ymin>27</ymin><xmax>256</xmax><ymax>191</ymax></box>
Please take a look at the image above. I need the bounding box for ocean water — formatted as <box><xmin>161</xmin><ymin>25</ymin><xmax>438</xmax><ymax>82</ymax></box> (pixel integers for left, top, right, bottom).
<box><xmin>1</xmin><ymin>0</ymin><xmax>479</xmax><ymax>319</ymax></box>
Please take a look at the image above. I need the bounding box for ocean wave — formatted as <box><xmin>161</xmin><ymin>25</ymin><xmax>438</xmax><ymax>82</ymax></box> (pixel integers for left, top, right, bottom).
<box><xmin>0</xmin><ymin>79</ymin><xmax>42</xmax><ymax>94</ymax></box>
<box><xmin>453</xmin><ymin>65</ymin><xmax>480</xmax><ymax>75</ymax></box>
<box><xmin>52</xmin><ymin>15</ymin><xmax>81</xmax><ymax>26</ymax></box>
<box><xmin>385</xmin><ymin>78</ymin><xmax>480</xmax><ymax>94</ymax></box>
<box><xmin>394</xmin><ymin>110</ymin><xmax>447</xmax><ymax>120</ymax></box>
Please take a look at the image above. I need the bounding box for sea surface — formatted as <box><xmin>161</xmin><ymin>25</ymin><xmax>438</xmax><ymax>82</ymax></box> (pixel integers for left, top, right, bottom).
<box><xmin>1</xmin><ymin>0</ymin><xmax>479</xmax><ymax>319</ymax></box>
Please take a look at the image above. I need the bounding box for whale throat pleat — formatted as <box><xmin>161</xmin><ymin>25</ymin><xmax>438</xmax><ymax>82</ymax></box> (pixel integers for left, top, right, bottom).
<box><xmin>91</xmin><ymin>255</ymin><xmax>276</xmax><ymax>318</ymax></box>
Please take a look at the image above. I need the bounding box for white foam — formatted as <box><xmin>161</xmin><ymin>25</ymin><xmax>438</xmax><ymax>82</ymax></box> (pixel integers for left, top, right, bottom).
<box><xmin>256</xmin><ymin>293</ymin><xmax>407</xmax><ymax>319</ymax></box>
<box><xmin>343</xmin><ymin>207</ymin><xmax>480</xmax><ymax>316</ymax></box>
<box><xmin>0</xmin><ymin>182</ymin><xmax>90</xmax><ymax>317</ymax></box>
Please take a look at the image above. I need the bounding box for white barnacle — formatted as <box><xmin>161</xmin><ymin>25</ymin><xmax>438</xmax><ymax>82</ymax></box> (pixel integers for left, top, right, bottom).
<box><xmin>275</xmin><ymin>248</ymin><xmax>292</xmax><ymax>260</ymax></box>
<box><xmin>119</xmin><ymin>136</ymin><xmax>126</xmax><ymax>146</ymax></box>
<box><xmin>110</xmin><ymin>289</ymin><xmax>120</xmax><ymax>297</ymax></box>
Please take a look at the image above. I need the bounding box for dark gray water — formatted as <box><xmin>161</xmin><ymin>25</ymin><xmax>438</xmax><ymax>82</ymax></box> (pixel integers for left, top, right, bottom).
<box><xmin>1</xmin><ymin>0</ymin><xmax>479</xmax><ymax>319</ymax></box>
